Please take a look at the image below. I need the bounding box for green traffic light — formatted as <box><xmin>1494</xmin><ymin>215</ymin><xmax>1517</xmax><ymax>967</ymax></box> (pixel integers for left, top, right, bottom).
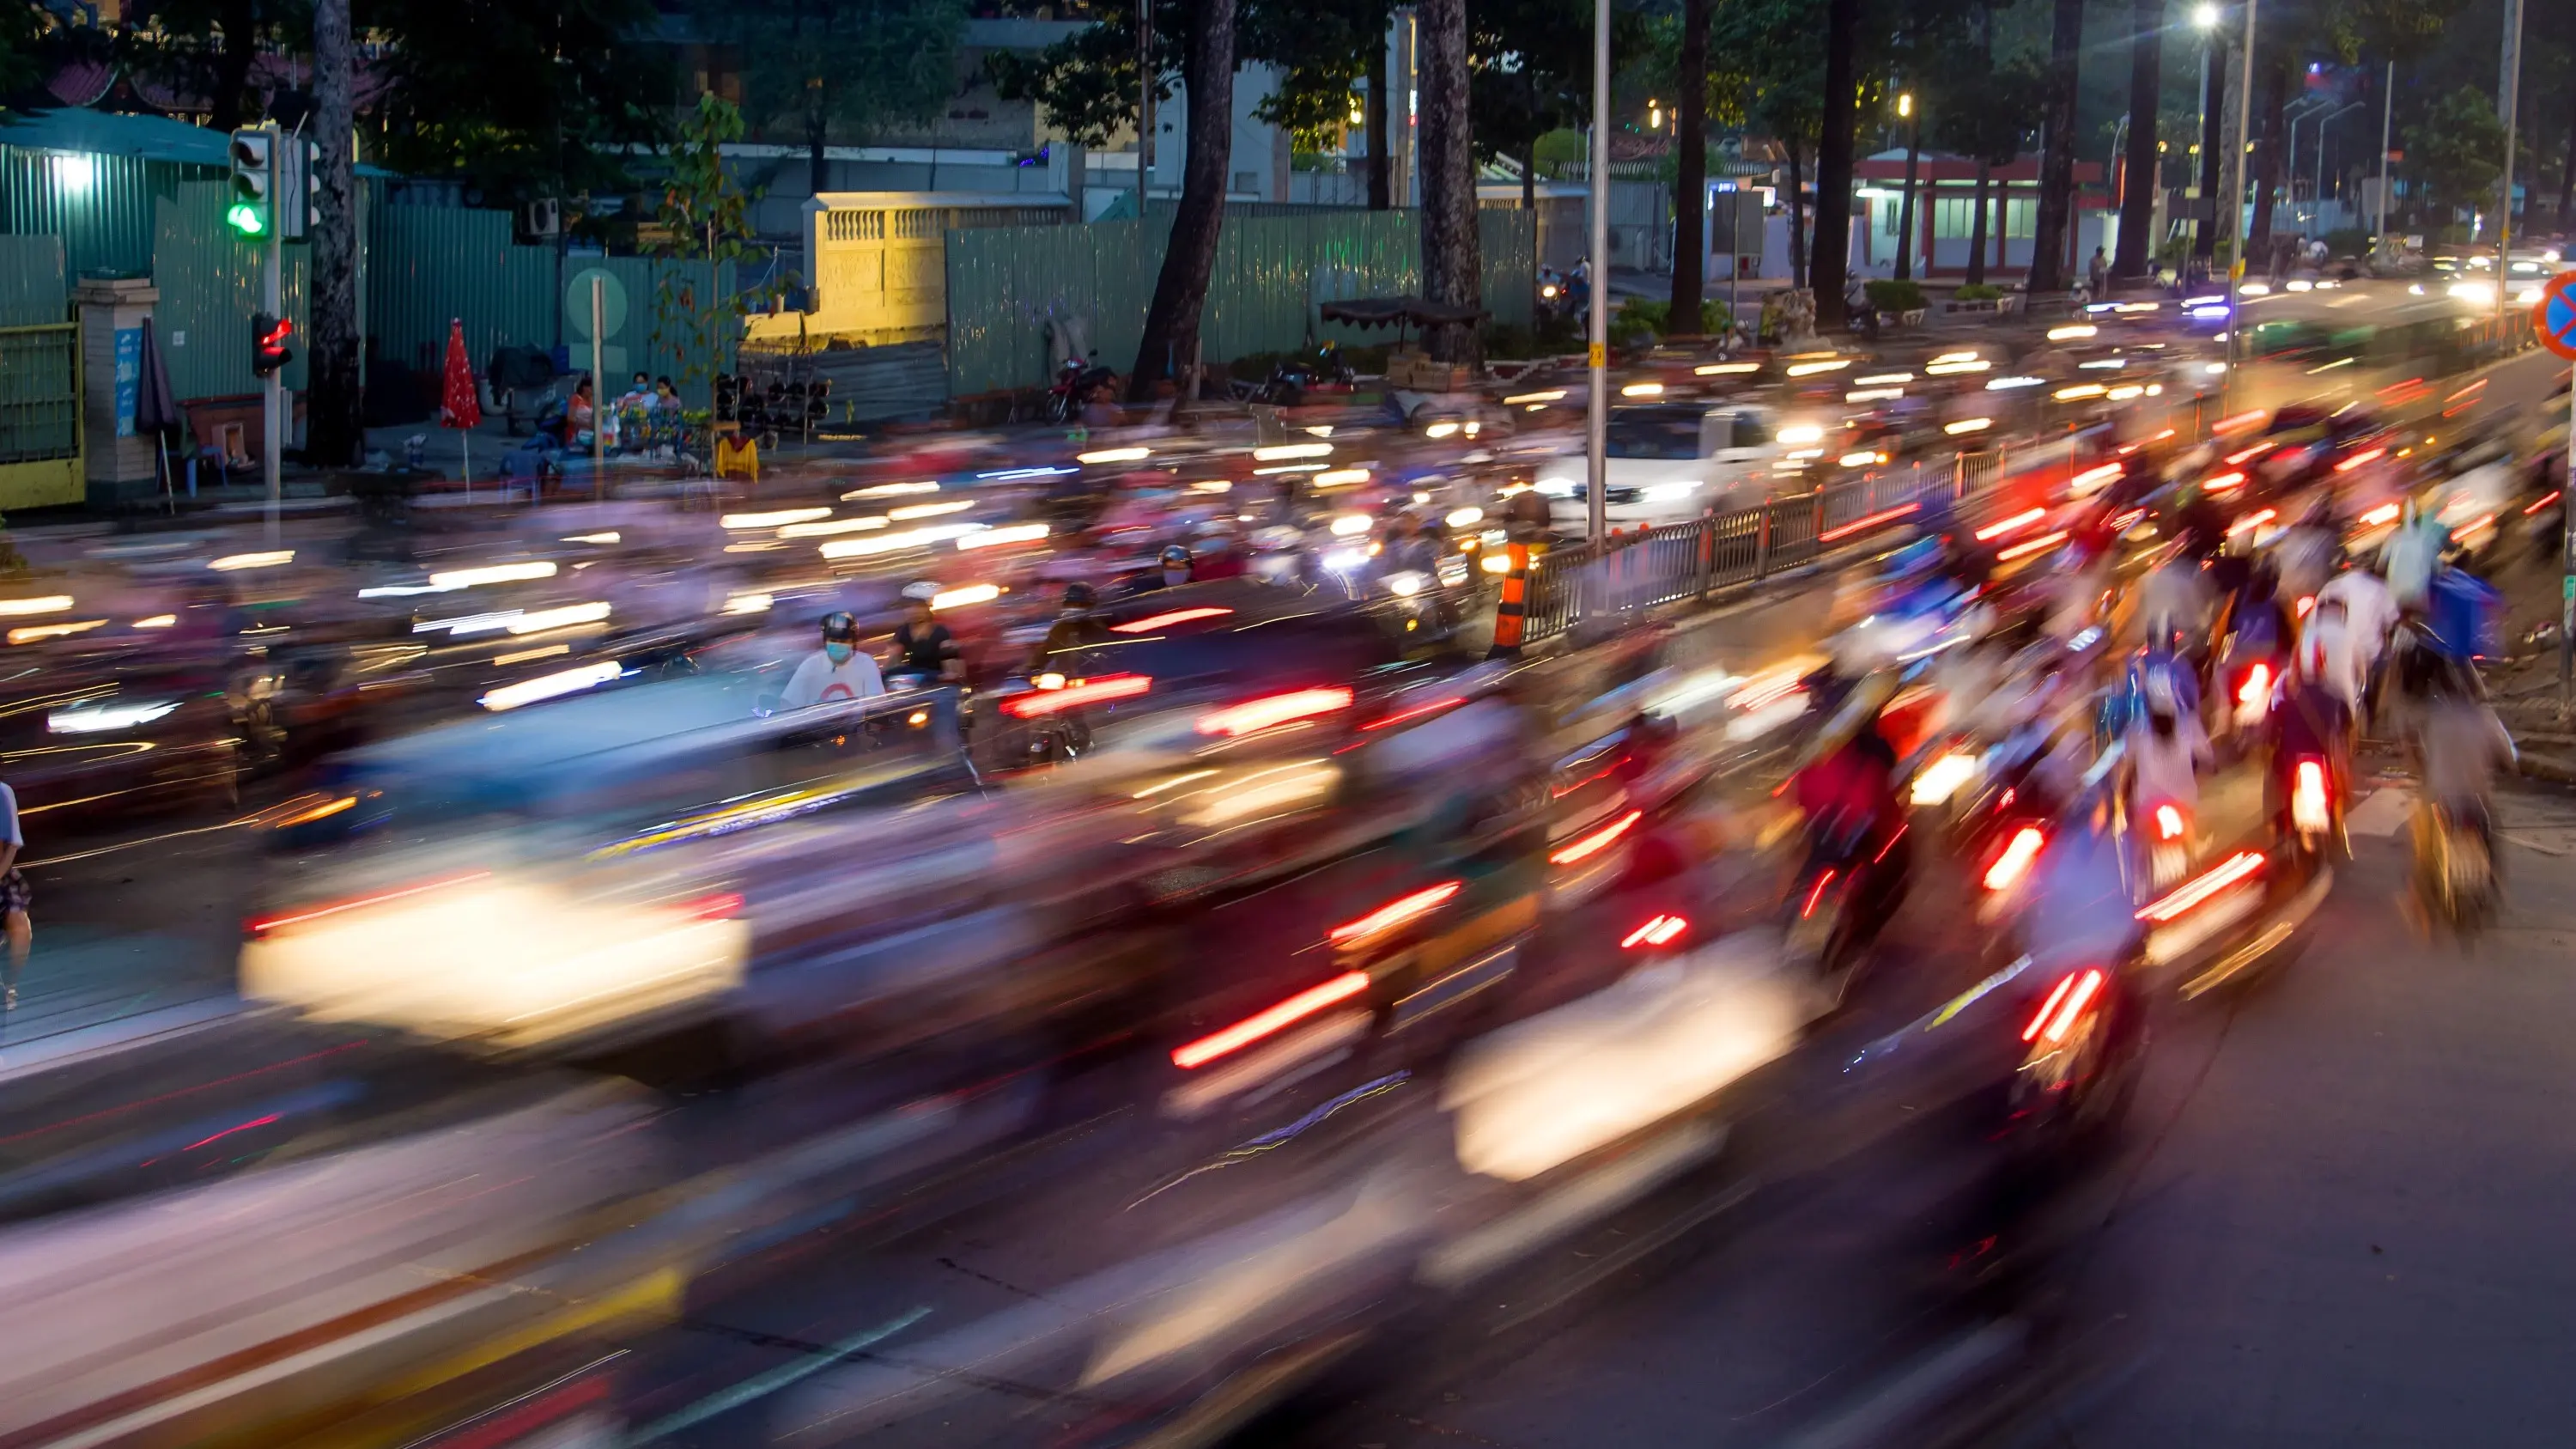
<box><xmin>226</xmin><ymin>201</ymin><xmax>267</xmax><ymax>236</ymax></box>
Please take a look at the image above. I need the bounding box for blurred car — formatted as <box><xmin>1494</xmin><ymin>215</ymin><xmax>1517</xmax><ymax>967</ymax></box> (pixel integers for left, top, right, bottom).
<box><xmin>1534</xmin><ymin>401</ymin><xmax>1794</xmax><ymax>527</ymax></box>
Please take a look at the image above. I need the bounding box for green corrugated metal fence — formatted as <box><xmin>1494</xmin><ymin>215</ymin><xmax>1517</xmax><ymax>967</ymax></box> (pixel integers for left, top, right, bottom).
<box><xmin>365</xmin><ymin>204</ymin><xmax>557</xmax><ymax>378</ymax></box>
<box><xmin>946</xmin><ymin>208</ymin><xmax>1535</xmax><ymax>397</ymax></box>
<box><xmin>560</xmin><ymin>256</ymin><xmax>740</xmax><ymax>409</ymax></box>
<box><xmin>154</xmin><ymin>182</ymin><xmax>308</xmax><ymax>399</ymax></box>
<box><xmin>0</xmin><ymin>234</ymin><xmax>66</xmax><ymax>326</ymax></box>
<box><xmin>0</xmin><ymin>146</ymin><xmax>202</xmax><ymax>283</ymax></box>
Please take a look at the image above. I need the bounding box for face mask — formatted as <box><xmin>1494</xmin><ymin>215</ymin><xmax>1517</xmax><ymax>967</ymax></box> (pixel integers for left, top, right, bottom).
<box><xmin>824</xmin><ymin>642</ymin><xmax>854</xmax><ymax>665</ymax></box>
<box><xmin>2151</xmin><ymin>711</ymin><xmax>2176</xmax><ymax>738</ymax></box>
<box><xmin>1164</xmin><ymin>569</ymin><xmax>1189</xmax><ymax>587</ymax></box>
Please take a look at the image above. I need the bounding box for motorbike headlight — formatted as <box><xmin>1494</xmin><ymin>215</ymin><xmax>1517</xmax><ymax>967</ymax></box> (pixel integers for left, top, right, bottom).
<box><xmin>48</xmin><ymin>699</ymin><xmax>181</xmax><ymax>734</ymax></box>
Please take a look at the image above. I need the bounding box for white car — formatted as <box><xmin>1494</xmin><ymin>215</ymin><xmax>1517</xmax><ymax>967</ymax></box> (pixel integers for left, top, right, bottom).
<box><xmin>1534</xmin><ymin>402</ymin><xmax>1796</xmax><ymax>527</ymax></box>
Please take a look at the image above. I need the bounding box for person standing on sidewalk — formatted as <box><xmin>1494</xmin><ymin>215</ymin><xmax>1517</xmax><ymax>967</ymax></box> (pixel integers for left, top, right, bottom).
<box><xmin>0</xmin><ymin>778</ymin><xmax>27</xmax><ymax>1012</ymax></box>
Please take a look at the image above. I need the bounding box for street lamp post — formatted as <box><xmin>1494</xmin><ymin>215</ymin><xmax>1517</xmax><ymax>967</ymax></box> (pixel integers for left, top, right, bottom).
<box><xmin>2312</xmin><ymin>102</ymin><xmax>2360</xmax><ymax>225</ymax></box>
<box><xmin>1588</xmin><ymin>0</ymin><xmax>1608</xmax><ymax>546</ymax></box>
<box><xmin>2374</xmin><ymin>60</ymin><xmax>2394</xmax><ymax>262</ymax></box>
<box><xmin>2192</xmin><ymin>4</ymin><xmax>2222</xmax><ymax>263</ymax></box>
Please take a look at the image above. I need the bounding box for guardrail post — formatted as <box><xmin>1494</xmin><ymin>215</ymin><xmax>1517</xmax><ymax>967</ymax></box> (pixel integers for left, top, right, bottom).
<box><xmin>1813</xmin><ymin>488</ymin><xmax>1829</xmax><ymax>553</ymax></box>
<box><xmin>1695</xmin><ymin>508</ymin><xmax>1716</xmax><ymax>600</ymax></box>
<box><xmin>1754</xmin><ymin>501</ymin><xmax>1773</xmax><ymax>579</ymax></box>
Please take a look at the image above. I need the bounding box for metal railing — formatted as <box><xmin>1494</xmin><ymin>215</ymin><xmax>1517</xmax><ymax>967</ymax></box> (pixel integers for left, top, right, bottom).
<box><xmin>1521</xmin><ymin>454</ymin><xmax>1998</xmax><ymax>644</ymax></box>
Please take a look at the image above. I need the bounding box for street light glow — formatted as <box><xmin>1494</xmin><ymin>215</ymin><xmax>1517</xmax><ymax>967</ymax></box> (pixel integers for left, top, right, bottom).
<box><xmin>2193</xmin><ymin>3</ymin><xmax>2220</xmax><ymax>26</ymax></box>
<box><xmin>1897</xmin><ymin>93</ymin><xmax>1913</xmax><ymax>119</ymax></box>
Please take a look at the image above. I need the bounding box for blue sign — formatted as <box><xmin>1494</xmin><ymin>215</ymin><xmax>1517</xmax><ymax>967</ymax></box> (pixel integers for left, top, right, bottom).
<box><xmin>112</xmin><ymin>326</ymin><xmax>140</xmax><ymax>437</ymax></box>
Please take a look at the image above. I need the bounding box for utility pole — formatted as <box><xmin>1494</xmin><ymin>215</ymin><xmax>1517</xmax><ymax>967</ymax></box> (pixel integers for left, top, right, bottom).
<box><xmin>2496</xmin><ymin>0</ymin><xmax>2523</xmax><ymax>313</ymax></box>
<box><xmin>2218</xmin><ymin>0</ymin><xmax>2257</xmax><ymax>423</ymax></box>
<box><xmin>1586</xmin><ymin>0</ymin><xmax>1608</xmax><ymax>546</ymax></box>
<box><xmin>262</xmin><ymin>122</ymin><xmax>283</xmax><ymax>545</ymax></box>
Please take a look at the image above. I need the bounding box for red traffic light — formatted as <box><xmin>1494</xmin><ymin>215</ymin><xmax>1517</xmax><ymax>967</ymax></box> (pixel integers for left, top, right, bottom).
<box><xmin>252</xmin><ymin>311</ymin><xmax>294</xmax><ymax>377</ymax></box>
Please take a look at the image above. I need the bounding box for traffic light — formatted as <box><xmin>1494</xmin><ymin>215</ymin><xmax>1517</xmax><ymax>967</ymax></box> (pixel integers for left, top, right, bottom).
<box><xmin>228</xmin><ymin>128</ymin><xmax>272</xmax><ymax>237</ymax></box>
<box><xmin>252</xmin><ymin>311</ymin><xmax>293</xmax><ymax>377</ymax></box>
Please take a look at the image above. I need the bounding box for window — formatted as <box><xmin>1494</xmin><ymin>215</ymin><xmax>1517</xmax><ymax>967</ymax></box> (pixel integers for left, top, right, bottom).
<box><xmin>1607</xmin><ymin>406</ymin><xmax>1705</xmax><ymax>460</ymax></box>
<box><xmin>2004</xmin><ymin>198</ymin><xmax>2037</xmax><ymax>240</ymax></box>
<box><xmin>1728</xmin><ymin>411</ymin><xmax>1772</xmax><ymax>447</ymax></box>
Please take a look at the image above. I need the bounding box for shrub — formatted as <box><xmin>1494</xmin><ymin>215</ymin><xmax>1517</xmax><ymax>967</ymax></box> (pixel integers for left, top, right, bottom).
<box><xmin>1614</xmin><ymin>295</ymin><xmax>1734</xmax><ymax>338</ymax></box>
<box><xmin>1863</xmin><ymin>278</ymin><xmax>1925</xmax><ymax>314</ymax></box>
<box><xmin>1953</xmin><ymin>283</ymin><xmax>2003</xmax><ymax>301</ymax></box>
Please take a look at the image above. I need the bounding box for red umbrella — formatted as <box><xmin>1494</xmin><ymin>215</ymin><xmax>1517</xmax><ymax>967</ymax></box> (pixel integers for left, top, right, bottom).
<box><xmin>438</xmin><ymin>319</ymin><xmax>480</xmax><ymax>489</ymax></box>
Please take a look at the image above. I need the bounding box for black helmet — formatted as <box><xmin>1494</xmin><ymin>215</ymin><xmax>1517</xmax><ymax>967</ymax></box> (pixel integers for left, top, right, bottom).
<box><xmin>1158</xmin><ymin>543</ymin><xmax>1193</xmax><ymax>569</ymax></box>
<box><xmin>1060</xmin><ymin>581</ymin><xmax>1097</xmax><ymax>610</ymax></box>
<box><xmin>820</xmin><ymin>610</ymin><xmax>861</xmax><ymax>643</ymax></box>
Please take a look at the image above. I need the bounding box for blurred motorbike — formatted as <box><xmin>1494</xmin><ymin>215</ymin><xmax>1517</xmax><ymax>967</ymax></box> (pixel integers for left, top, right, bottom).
<box><xmin>2410</xmin><ymin>800</ymin><xmax>2499</xmax><ymax>936</ymax></box>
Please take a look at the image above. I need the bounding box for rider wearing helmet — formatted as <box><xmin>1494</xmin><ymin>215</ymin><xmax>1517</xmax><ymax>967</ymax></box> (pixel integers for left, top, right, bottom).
<box><xmin>889</xmin><ymin>581</ymin><xmax>966</xmax><ymax>685</ymax></box>
<box><xmin>1121</xmin><ymin>543</ymin><xmax>1195</xmax><ymax>597</ymax></box>
<box><xmin>2124</xmin><ymin>661</ymin><xmax>2212</xmax><ymax>832</ymax></box>
<box><xmin>1029</xmin><ymin>580</ymin><xmax>1109</xmax><ymax>675</ymax></box>
<box><xmin>781</xmin><ymin>610</ymin><xmax>888</xmax><ymax>709</ymax></box>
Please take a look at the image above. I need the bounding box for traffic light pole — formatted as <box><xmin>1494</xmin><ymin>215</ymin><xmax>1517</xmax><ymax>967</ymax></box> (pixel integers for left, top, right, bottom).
<box><xmin>262</xmin><ymin>122</ymin><xmax>284</xmax><ymax>547</ymax></box>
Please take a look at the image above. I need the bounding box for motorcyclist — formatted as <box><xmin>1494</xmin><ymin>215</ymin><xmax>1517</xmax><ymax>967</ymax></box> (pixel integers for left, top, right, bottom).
<box><xmin>2409</xmin><ymin>648</ymin><xmax>2514</xmax><ymax>862</ymax></box>
<box><xmin>887</xmin><ymin>581</ymin><xmax>966</xmax><ymax>686</ymax></box>
<box><xmin>2269</xmin><ymin>613</ymin><xmax>2356</xmax><ymax>837</ymax></box>
<box><xmin>2123</xmin><ymin>665</ymin><xmax>2212</xmax><ymax>856</ymax></box>
<box><xmin>779</xmin><ymin>610</ymin><xmax>888</xmax><ymax>709</ymax></box>
<box><xmin>1120</xmin><ymin>543</ymin><xmax>1195</xmax><ymax>596</ymax></box>
<box><xmin>1027</xmin><ymin>581</ymin><xmax>1109</xmax><ymax>676</ymax></box>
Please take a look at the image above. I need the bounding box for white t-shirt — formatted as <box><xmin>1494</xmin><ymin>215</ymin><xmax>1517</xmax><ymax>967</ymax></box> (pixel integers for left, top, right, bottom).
<box><xmin>2296</xmin><ymin>609</ymin><xmax>2370</xmax><ymax>709</ymax></box>
<box><xmin>2315</xmin><ymin>569</ymin><xmax>2397</xmax><ymax>662</ymax></box>
<box><xmin>780</xmin><ymin>650</ymin><xmax>885</xmax><ymax>709</ymax></box>
<box><xmin>2128</xmin><ymin>717</ymin><xmax>2213</xmax><ymax>816</ymax></box>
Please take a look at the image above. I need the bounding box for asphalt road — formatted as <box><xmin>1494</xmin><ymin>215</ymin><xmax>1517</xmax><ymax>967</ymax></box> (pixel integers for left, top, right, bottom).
<box><xmin>1244</xmin><ymin>771</ymin><xmax>2576</xmax><ymax>1449</ymax></box>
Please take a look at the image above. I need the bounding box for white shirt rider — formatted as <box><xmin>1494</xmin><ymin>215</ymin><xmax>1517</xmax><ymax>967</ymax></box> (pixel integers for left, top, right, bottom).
<box><xmin>781</xmin><ymin>640</ymin><xmax>885</xmax><ymax>709</ymax></box>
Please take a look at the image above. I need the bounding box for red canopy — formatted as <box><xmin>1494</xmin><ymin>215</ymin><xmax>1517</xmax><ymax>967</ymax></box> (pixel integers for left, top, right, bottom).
<box><xmin>439</xmin><ymin>319</ymin><xmax>481</xmax><ymax>430</ymax></box>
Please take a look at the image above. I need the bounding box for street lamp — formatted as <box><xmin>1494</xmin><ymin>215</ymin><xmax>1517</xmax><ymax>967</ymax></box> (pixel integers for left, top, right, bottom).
<box><xmin>1897</xmin><ymin>92</ymin><xmax>1913</xmax><ymax>119</ymax></box>
<box><xmin>2192</xmin><ymin>3</ymin><xmax>2220</xmax><ymax>27</ymax></box>
<box><xmin>1649</xmin><ymin>98</ymin><xmax>1662</xmax><ymax>131</ymax></box>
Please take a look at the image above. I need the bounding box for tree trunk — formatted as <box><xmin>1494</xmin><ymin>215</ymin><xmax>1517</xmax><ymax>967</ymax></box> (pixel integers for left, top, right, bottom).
<box><xmin>2027</xmin><ymin>0</ymin><xmax>2083</xmax><ymax>293</ymax></box>
<box><xmin>2113</xmin><ymin>0</ymin><xmax>2162</xmax><ymax>277</ymax></box>
<box><xmin>2195</xmin><ymin>45</ymin><xmax>2224</xmax><ymax>259</ymax></box>
<box><xmin>2247</xmin><ymin>57</ymin><xmax>2285</xmax><ymax>265</ymax></box>
<box><xmin>209</xmin><ymin>0</ymin><xmax>260</xmax><ymax>132</ymax></box>
<box><xmin>1811</xmin><ymin>0</ymin><xmax>1861</xmax><ymax>326</ymax></box>
<box><xmin>2555</xmin><ymin>84</ymin><xmax>2574</xmax><ymax>227</ymax></box>
<box><xmin>305</xmin><ymin>0</ymin><xmax>363</xmax><ymax>467</ymax></box>
<box><xmin>1668</xmin><ymin>0</ymin><xmax>1709</xmax><ymax>332</ymax></box>
<box><xmin>1895</xmin><ymin>114</ymin><xmax>1921</xmax><ymax>280</ymax></box>
<box><xmin>1368</xmin><ymin>28</ymin><xmax>1393</xmax><ymax>210</ymax></box>
<box><xmin>1127</xmin><ymin>0</ymin><xmax>1237</xmax><ymax>402</ymax></box>
<box><xmin>1415</xmin><ymin>0</ymin><xmax>1479</xmax><ymax>363</ymax></box>
<box><xmin>1965</xmin><ymin>163</ymin><xmax>1991</xmax><ymax>285</ymax></box>
<box><xmin>1787</xmin><ymin>141</ymin><xmax>1809</xmax><ymax>290</ymax></box>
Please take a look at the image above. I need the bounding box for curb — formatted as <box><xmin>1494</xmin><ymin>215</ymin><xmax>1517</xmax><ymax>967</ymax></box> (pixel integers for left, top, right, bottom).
<box><xmin>2515</xmin><ymin>749</ymin><xmax>2576</xmax><ymax>787</ymax></box>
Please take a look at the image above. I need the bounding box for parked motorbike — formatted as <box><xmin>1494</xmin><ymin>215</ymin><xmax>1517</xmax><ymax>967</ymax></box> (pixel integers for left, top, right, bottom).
<box><xmin>1045</xmin><ymin>354</ymin><xmax>1118</xmax><ymax>425</ymax></box>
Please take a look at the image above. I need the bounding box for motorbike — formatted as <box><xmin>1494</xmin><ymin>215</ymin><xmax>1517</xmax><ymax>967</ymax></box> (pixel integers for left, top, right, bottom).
<box><xmin>1242</xmin><ymin>342</ymin><xmax>1358</xmax><ymax>408</ymax></box>
<box><xmin>2282</xmin><ymin>750</ymin><xmax>2344</xmax><ymax>868</ymax></box>
<box><xmin>2410</xmin><ymin>801</ymin><xmax>2499</xmax><ymax>936</ymax></box>
<box><xmin>1783</xmin><ymin>807</ymin><xmax>1911</xmax><ymax>1006</ymax></box>
<box><xmin>1044</xmin><ymin>353</ymin><xmax>1118</xmax><ymax>425</ymax></box>
<box><xmin>2142</xmin><ymin>797</ymin><xmax>2195</xmax><ymax>892</ymax></box>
